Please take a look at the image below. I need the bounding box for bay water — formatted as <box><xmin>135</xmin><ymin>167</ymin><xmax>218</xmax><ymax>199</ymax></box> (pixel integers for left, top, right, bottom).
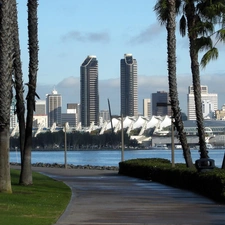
<box><xmin>10</xmin><ymin>149</ymin><xmax>225</xmax><ymax>168</ymax></box>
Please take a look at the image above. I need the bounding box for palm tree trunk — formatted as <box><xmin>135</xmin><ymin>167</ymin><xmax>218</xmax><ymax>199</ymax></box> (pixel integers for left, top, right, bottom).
<box><xmin>0</xmin><ymin>0</ymin><xmax>14</xmax><ymax>193</ymax></box>
<box><xmin>20</xmin><ymin>0</ymin><xmax>39</xmax><ymax>185</ymax></box>
<box><xmin>189</xmin><ymin>38</ymin><xmax>208</xmax><ymax>159</ymax></box>
<box><xmin>12</xmin><ymin>0</ymin><xmax>26</xmax><ymax>165</ymax></box>
<box><xmin>167</xmin><ymin>0</ymin><xmax>193</xmax><ymax>167</ymax></box>
<box><xmin>187</xmin><ymin>1</ymin><xmax>208</xmax><ymax>159</ymax></box>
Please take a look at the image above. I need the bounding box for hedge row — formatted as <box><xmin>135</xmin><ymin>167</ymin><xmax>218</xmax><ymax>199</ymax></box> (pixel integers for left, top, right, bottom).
<box><xmin>118</xmin><ymin>158</ymin><xmax>225</xmax><ymax>203</ymax></box>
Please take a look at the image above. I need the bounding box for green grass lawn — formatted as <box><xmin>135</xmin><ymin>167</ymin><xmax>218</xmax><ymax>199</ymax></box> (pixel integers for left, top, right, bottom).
<box><xmin>0</xmin><ymin>169</ymin><xmax>71</xmax><ymax>225</ymax></box>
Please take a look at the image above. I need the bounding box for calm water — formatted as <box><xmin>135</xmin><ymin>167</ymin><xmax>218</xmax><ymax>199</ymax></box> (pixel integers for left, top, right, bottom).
<box><xmin>10</xmin><ymin>149</ymin><xmax>225</xmax><ymax>167</ymax></box>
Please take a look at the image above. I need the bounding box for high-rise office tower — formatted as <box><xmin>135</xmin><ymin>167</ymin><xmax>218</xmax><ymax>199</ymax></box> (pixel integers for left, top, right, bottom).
<box><xmin>120</xmin><ymin>53</ymin><xmax>138</xmax><ymax>117</ymax></box>
<box><xmin>46</xmin><ymin>89</ymin><xmax>62</xmax><ymax>127</ymax></box>
<box><xmin>152</xmin><ymin>91</ymin><xmax>171</xmax><ymax>116</ymax></box>
<box><xmin>187</xmin><ymin>85</ymin><xmax>218</xmax><ymax>120</ymax></box>
<box><xmin>143</xmin><ymin>98</ymin><xmax>151</xmax><ymax>117</ymax></box>
<box><xmin>80</xmin><ymin>55</ymin><xmax>99</xmax><ymax>127</ymax></box>
<box><xmin>35</xmin><ymin>100</ymin><xmax>46</xmax><ymax>115</ymax></box>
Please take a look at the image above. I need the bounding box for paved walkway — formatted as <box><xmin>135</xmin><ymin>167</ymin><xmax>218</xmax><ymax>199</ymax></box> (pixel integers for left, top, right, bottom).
<box><xmin>23</xmin><ymin>167</ymin><xmax>225</xmax><ymax>224</ymax></box>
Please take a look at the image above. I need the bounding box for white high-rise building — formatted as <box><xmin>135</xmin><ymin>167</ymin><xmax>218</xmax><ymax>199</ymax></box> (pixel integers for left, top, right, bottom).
<box><xmin>202</xmin><ymin>100</ymin><xmax>214</xmax><ymax>119</ymax></box>
<box><xmin>187</xmin><ymin>85</ymin><xmax>218</xmax><ymax>120</ymax></box>
<box><xmin>143</xmin><ymin>98</ymin><xmax>151</xmax><ymax>117</ymax></box>
<box><xmin>46</xmin><ymin>89</ymin><xmax>62</xmax><ymax>127</ymax></box>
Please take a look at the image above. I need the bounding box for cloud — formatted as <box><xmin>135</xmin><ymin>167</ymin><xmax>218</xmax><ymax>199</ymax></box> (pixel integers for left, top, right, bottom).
<box><xmin>129</xmin><ymin>23</ymin><xmax>164</xmax><ymax>44</ymax></box>
<box><xmin>61</xmin><ymin>30</ymin><xmax>110</xmax><ymax>43</ymax></box>
<box><xmin>57</xmin><ymin>76</ymin><xmax>79</xmax><ymax>87</ymax></box>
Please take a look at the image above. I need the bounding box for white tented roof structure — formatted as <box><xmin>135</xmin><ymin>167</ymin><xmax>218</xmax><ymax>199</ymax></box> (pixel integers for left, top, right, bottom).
<box><xmin>132</xmin><ymin>116</ymin><xmax>147</xmax><ymax>130</ymax></box>
<box><xmin>159</xmin><ymin>115</ymin><xmax>171</xmax><ymax>130</ymax></box>
<box><xmin>122</xmin><ymin>116</ymin><xmax>134</xmax><ymax>129</ymax></box>
<box><xmin>145</xmin><ymin>116</ymin><xmax>161</xmax><ymax>129</ymax></box>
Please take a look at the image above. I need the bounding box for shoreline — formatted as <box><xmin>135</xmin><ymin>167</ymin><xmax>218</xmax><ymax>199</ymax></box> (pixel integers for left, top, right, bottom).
<box><xmin>10</xmin><ymin>162</ymin><xmax>119</xmax><ymax>171</ymax></box>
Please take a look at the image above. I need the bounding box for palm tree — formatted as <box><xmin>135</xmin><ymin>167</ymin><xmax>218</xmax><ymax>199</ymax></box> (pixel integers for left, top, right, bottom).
<box><xmin>178</xmin><ymin>0</ymin><xmax>225</xmax><ymax>159</ymax></box>
<box><xmin>19</xmin><ymin>0</ymin><xmax>39</xmax><ymax>185</ymax></box>
<box><xmin>156</xmin><ymin>0</ymin><xmax>225</xmax><ymax>161</ymax></box>
<box><xmin>0</xmin><ymin>0</ymin><xmax>14</xmax><ymax>193</ymax></box>
<box><xmin>154</xmin><ymin>0</ymin><xmax>194</xmax><ymax>167</ymax></box>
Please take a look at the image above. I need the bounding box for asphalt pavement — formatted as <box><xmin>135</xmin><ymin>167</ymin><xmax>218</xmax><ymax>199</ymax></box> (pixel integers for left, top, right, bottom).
<box><xmin>13</xmin><ymin>166</ymin><xmax>225</xmax><ymax>225</ymax></box>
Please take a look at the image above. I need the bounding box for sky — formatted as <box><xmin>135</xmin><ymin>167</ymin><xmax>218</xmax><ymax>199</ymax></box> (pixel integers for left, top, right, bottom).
<box><xmin>17</xmin><ymin>0</ymin><xmax>225</xmax><ymax>115</ymax></box>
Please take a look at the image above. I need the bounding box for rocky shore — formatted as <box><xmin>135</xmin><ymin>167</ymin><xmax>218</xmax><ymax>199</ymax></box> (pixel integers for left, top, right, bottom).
<box><xmin>10</xmin><ymin>162</ymin><xmax>119</xmax><ymax>171</ymax></box>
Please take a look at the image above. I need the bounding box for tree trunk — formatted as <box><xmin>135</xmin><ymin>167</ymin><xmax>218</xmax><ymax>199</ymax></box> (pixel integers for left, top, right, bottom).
<box><xmin>20</xmin><ymin>0</ymin><xmax>39</xmax><ymax>185</ymax></box>
<box><xmin>167</xmin><ymin>0</ymin><xmax>194</xmax><ymax>167</ymax></box>
<box><xmin>0</xmin><ymin>126</ymin><xmax>12</xmax><ymax>193</ymax></box>
<box><xmin>189</xmin><ymin>38</ymin><xmax>208</xmax><ymax>158</ymax></box>
<box><xmin>12</xmin><ymin>0</ymin><xmax>26</xmax><ymax>165</ymax></box>
<box><xmin>186</xmin><ymin>1</ymin><xmax>208</xmax><ymax>159</ymax></box>
<box><xmin>0</xmin><ymin>0</ymin><xmax>14</xmax><ymax>193</ymax></box>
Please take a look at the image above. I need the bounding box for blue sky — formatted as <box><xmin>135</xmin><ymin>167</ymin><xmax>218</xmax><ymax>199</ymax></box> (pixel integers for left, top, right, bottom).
<box><xmin>17</xmin><ymin>0</ymin><xmax>225</xmax><ymax>115</ymax></box>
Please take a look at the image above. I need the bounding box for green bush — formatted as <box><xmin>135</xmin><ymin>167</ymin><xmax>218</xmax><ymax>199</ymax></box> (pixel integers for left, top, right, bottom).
<box><xmin>119</xmin><ymin>158</ymin><xmax>225</xmax><ymax>203</ymax></box>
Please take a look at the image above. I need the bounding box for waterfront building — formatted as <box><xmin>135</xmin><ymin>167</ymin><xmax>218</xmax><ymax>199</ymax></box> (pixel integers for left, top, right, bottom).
<box><xmin>46</xmin><ymin>89</ymin><xmax>62</xmax><ymax>127</ymax></box>
<box><xmin>215</xmin><ymin>105</ymin><xmax>225</xmax><ymax>120</ymax></box>
<box><xmin>61</xmin><ymin>113</ymin><xmax>76</xmax><ymax>127</ymax></box>
<box><xmin>143</xmin><ymin>98</ymin><xmax>151</xmax><ymax>117</ymax></box>
<box><xmin>152</xmin><ymin>91</ymin><xmax>171</xmax><ymax>116</ymax></box>
<box><xmin>187</xmin><ymin>85</ymin><xmax>218</xmax><ymax>120</ymax></box>
<box><xmin>80</xmin><ymin>55</ymin><xmax>99</xmax><ymax>127</ymax></box>
<box><xmin>61</xmin><ymin>103</ymin><xmax>80</xmax><ymax>127</ymax></box>
<box><xmin>120</xmin><ymin>53</ymin><xmax>138</xmax><ymax>117</ymax></box>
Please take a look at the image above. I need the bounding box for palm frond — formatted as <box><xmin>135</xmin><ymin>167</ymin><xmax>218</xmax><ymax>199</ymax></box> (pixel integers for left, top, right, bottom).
<box><xmin>179</xmin><ymin>15</ymin><xmax>186</xmax><ymax>37</ymax></box>
<box><xmin>195</xmin><ymin>37</ymin><xmax>212</xmax><ymax>52</ymax></box>
<box><xmin>200</xmin><ymin>47</ymin><xmax>218</xmax><ymax>68</ymax></box>
<box><xmin>216</xmin><ymin>28</ymin><xmax>225</xmax><ymax>43</ymax></box>
<box><xmin>154</xmin><ymin>0</ymin><xmax>168</xmax><ymax>25</ymax></box>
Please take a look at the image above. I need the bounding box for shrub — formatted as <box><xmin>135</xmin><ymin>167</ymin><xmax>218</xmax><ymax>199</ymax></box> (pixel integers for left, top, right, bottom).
<box><xmin>119</xmin><ymin>158</ymin><xmax>225</xmax><ymax>203</ymax></box>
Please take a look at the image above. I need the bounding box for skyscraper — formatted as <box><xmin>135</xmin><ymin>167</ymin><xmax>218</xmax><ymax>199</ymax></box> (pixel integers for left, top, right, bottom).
<box><xmin>120</xmin><ymin>53</ymin><xmax>138</xmax><ymax>117</ymax></box>
<box><xmin>187</xmin><ymin>85</ymin><xmax>218</xmax><ymax>120</ymax></box>
<box><xmin>46</xmin><ymin>89</ymin><xmax>62</xmax><ymax>127</ymax></box>
<box><xmin>152</xmin><ymin>91</ymin><xmax>171</xmax><ymax>116</ymax></box>
<box><xmin>143</xmin><ymin>98</ymin><xmax>151</xmax><ymax>117</ymax></box>
<box><xmin>80</xmin><ymin>55</ymin><xmax>99</xmax><ymax>127</ymax></box>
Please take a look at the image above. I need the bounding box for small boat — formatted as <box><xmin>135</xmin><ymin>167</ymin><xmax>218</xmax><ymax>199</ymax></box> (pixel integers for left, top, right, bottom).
<box><xmin>151</xmin><ymin>144</ymin><xmax>168</xmax><ymax>150</ymax></box>
<box><xmin>175</xmin><ymin>145</ymin><xmax>182</xmax><ymax>149</ymax></box>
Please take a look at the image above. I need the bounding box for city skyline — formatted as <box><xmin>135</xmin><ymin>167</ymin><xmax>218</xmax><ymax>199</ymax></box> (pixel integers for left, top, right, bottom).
<box><xmin>16</xmin><ymin>1</ymin><xmax>225</xmax><ymax>115</ymax></box>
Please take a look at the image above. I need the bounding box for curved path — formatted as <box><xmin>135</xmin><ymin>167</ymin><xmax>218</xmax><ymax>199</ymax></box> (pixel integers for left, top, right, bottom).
<box><xmin>23</xmin><ymin>167</ymin><xmax>225</xmax><ymax>224</ymax></box>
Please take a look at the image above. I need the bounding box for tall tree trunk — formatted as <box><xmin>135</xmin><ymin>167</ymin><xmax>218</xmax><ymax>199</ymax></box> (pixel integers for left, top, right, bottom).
<box><xmin>12</xmin><ymin>0</ymin><xmax>26</xmax><ymax>165</ymax></box>
<box><xmin>167</xmin><ymin>0</ymin><xmax>194</xmax><ymax>167</ymax></box>
<box><xmin>0</xmin><ymin>0</ymin><xmax>14</xmax><ymax>193</ymax></box>
<box><xmin>187</xmin><ymin>1</ymin><xmax>208</xmax><ymax>159</ymax></box>
<box><xmin>189</xmin><ymin>38</ymin><xmax>208</xmax><ymax>158</ymax></box>
<box><xmin>20</xmin><ymin>0</ymin><xmax>39</xmax><ymax>185</ymax></box>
